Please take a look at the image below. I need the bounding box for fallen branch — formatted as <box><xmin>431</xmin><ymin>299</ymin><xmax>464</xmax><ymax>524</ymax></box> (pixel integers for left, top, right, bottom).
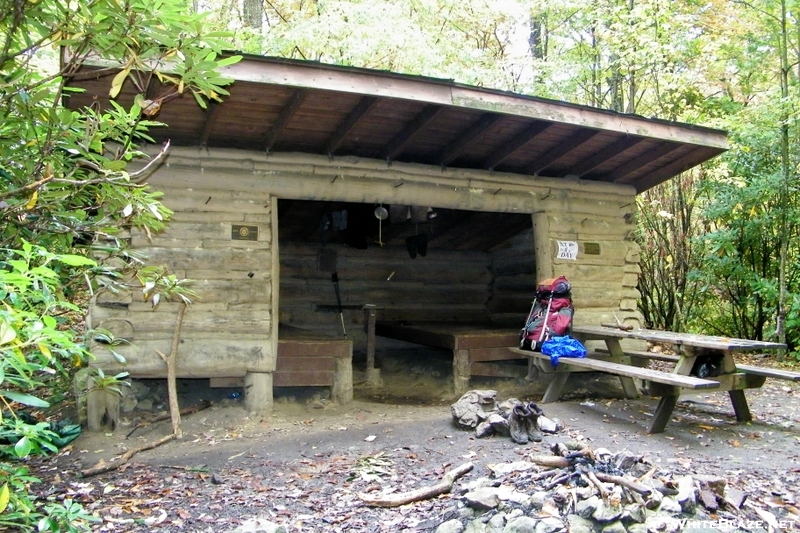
<box><xmin>80</xmin><ymin>434</ymin><xmax>176</xmax><ymax>477</ymax></box>
<box><xmin>594</xmin><ymin>472</ymin><xmax>652</xmax><ymax>495</ymax></box>
<box><xmin>358</xmin><ymin>462</ymin><xmax>474</xmax><ymax>507</ymax></box>
<box><xmin>126</xmin><ymin>400</ymin><xmax>212</xmax><ymax>439</ymax></box>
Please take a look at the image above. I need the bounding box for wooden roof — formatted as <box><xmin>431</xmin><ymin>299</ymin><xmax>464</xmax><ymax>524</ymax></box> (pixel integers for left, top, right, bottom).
<box><xmin>66</xmin><ymin>55</ymin><xmax>728</xmax><ymax>193</ymax></box>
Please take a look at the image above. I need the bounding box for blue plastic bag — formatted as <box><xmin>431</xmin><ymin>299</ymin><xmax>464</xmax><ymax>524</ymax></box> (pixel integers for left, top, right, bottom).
<box><xmin>541</xmin><ymin>335</ymin><xmax>587</xmax><ymax>367</ymax></box>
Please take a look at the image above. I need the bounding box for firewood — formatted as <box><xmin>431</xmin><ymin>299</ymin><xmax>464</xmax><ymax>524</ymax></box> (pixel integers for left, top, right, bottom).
<box><xmin>594</xmin><ymin>472</ymin><xmax>652</xmax><ymax>495</ymax></box>
<box><xmin>357</xmin><ymin>462</ymin><xmax>474</xmax><ymax>507</ymax></box>
<box><xmin>530</xmin><ymin>455</ymin><xmax>571</xmax><ymax>468</ymax></box>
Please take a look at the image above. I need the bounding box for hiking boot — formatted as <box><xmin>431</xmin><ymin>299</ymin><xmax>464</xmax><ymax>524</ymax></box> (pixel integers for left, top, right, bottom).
<box><xmin>525</xmin><ymin>402</ymin><xmax>544</xmax><ymax>442</ymax></box>
<box><xmin>508</xmin><ymin>404</ymin><xmax>531</xmax><ymax>444</ymax></box>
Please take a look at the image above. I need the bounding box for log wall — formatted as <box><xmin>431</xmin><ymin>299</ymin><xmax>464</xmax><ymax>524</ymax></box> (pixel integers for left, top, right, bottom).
<box><xmin>87</xmin><ymin>179</ymin><xmax>278</xmax><ymax>379</ymax></box>
<box><xmin>87</xmin><ymin>147</ymin><xmax>643</xmax><ymax>397</ymax></box>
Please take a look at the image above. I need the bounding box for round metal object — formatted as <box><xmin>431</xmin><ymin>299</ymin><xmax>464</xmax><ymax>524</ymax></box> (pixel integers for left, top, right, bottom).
<box><xmin>374</xmin><ymin>206</ymin><xmax>388</xmax><ymax>220</ymax></box>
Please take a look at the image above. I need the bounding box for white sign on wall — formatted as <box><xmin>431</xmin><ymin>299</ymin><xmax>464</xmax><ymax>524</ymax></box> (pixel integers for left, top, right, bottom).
<box><xmin>556</xmin><ymin>240</ymin><xmax>579</xmax><ymax>260</ymax></box>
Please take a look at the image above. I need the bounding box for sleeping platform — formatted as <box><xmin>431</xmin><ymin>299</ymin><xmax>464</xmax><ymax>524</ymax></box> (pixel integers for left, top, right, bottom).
<box><xmin>374</xmin><ymin>321</ymin><xmax>526</xmax><ymax>394</ymax></box>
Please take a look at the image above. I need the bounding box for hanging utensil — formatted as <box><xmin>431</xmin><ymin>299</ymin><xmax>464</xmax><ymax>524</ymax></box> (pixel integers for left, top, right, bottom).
<box><xmin>374</xmin><ymin>205</ymin><xmax>388</xmax><ymax>246</ymax></box>
<box><xmin>331</xmin><ymin>271</ymin><xmax>347</xmax><ymax>338</ymax></box>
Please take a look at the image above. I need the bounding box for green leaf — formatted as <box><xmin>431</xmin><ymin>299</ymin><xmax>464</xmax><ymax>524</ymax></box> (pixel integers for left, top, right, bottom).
<box><xmin>0</xmin><ymin>322</ymin><xmax>16</xmax><ymax>345</ymax></box>
<box><xmin>55</xmin><ymin>254</ymin><xmax>96</xmax><ymax>267</ymax></box>
<box><xmin>14</xmin><ymin>436</ymin><xmax>32</xmax><ymax>458</ymax></box>
<box><xmin>0</xmin><ymin>484</ymin><xmax>8</xmax><ymax>513</ymax></box>
<box><xmin>0</xmin><ymin>390</ymin><xmax>50</xmax><ymax>408</ymax></box>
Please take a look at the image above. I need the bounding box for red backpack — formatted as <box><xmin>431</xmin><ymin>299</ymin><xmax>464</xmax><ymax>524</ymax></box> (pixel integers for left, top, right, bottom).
<box><xmin>520</xmin><ymin>276</ymin><xmax>574</xmax><ymax>351</ymax></box>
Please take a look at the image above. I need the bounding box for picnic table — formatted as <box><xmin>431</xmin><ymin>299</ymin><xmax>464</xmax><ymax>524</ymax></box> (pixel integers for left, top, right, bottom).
<box><xmin>510</xmin><ymin>325</ymin><xmax>798</xmax><ymax>433</ymax></box>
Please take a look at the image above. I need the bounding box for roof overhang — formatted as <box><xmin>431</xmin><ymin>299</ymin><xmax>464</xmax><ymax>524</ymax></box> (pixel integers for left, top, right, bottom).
<box><xmin>65</xmin><ymin>54</ymin><xmax>728</xmax><ymax>194</ymax></box>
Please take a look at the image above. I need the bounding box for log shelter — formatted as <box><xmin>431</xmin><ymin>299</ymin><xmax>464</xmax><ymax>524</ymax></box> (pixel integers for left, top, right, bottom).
<box><xmin>66</xmin><ymin>55</ymin><xmax>729</xmax><ymax>411</ymax></box>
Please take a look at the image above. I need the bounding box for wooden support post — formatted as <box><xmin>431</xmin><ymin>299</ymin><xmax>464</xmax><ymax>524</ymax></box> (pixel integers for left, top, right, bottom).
<box><xmin>453</xmin><ymin>349</ymin><xmax>470</xmax><ymax>394</ymax></box>
<box><xmin>86</xmin><ymin>386</ymin><xmax>120</xmax><ymax>432</ymax></box>
<box><xmin>542</xmin><ymin>372</ymin><xmax>570</xmax><ymax>403</ymax></box>
<box><xmin>244</xmin><ymin>371</ymin><xmax>273</xmax><ymax>413</ymax></box>
<box><xmin>332</xmin><ymin>354</ymin><xmax>353</xmax><ymax>403</ymax></box>
<box><xmin>363</xmin><ymin>304</ymin><xmax>381</xmax><ymax>386</ymax></box>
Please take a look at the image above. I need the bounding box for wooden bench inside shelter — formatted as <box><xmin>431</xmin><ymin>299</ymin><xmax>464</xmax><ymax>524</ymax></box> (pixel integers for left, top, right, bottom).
<box><xmin>374</xmin><ymin>321</ymin><xmax>526</xmax><ymax>394</ymax></box>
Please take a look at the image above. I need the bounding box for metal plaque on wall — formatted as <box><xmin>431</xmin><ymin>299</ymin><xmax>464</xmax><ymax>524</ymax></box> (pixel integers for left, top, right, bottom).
<box><xmin>231</xmin><ymin>224</ymin><xmax>258</xmax><ymax>241</ymax></box>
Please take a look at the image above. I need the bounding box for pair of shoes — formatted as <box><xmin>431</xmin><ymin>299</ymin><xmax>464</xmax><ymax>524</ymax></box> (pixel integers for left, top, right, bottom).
<box><xmin>508</xmin><ymin>402</ymin><xmax>544</xmax><ymax>444</ymax></box>
<box><xmin>405</xmin><ymin>234</ymin><xmax>428</xmax><ymax>258</ymax></box>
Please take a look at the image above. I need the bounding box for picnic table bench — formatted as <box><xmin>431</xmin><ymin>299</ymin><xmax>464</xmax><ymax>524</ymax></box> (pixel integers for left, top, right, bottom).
<box><xmin>511</xmin><ymin>325</ymin><xmax>789</xmax><ymax>433</ymax></box>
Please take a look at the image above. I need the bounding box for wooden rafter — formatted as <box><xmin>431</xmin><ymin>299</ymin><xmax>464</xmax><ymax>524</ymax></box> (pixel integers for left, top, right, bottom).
<box><xmin>571</xmin><ymin>136</ymin><xmax>645</xmax><ymax>178</ymax></box>
<box><xmin>436</xmin><ymin>114</ymin><xmax>504</xmax><ymax>167</ymax></box>
<box><xmin>626</xmin><ymin>146</ymin><xmax>720</xmax><ymax>193</ymax></box>
<box><xmin>483</xmin><ymin>121</ymin><xmax>553</xmax><ymax>170</ymax></box>
<box><xmin>325</xmin><ymin>96</ymin><xmax>378</xmax><ymax>156</ymax></box>
<box><xmin>599</xmin><ymin>142</ymin><xmax>682</xmax><ymax>183</ymax></box>
<box><xmin>382</xmin><ymin>105</ymin><xmax>444</xmax><ymax>161</ymax></box>
<box><xmin>265</xmin><ymin>89</ymin><xmax>308</xmax><ymax>153</ymax></box>
<box><xmin>525</xmin><ymin>129</ymin><xmax>600</xmax><ymax>175</ymax></box>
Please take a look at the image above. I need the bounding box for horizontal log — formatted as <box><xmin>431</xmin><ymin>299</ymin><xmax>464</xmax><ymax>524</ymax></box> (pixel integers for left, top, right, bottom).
<box><xmin>89</xmin><ymin>307</ymin><xmax>271</xmax><ymax>335</ymax></box>
<box><xmin>90</xmin><ymin>337</ymin><xmax>275</xmax><ymax>378</ymax></box>
<box><xmin>469</xmin><ymin>361</ymin><xmax>528</xmax><ymax>378</ymax></box>
<box><xmin>132</xmin><ymin>247</ymin><xmax>273</xmax><ymax>271</ymax></box>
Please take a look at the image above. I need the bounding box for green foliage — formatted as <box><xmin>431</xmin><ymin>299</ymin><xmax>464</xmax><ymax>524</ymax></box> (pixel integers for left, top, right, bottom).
<box><xmin>1</xmin><ymin>1</ymin><xmax>241</xmax><ymax>531</ymax></box>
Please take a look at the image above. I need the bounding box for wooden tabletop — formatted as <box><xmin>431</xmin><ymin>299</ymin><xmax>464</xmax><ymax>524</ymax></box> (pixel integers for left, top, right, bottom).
<box><xmin>572</xmin><ymin>324</ymin><xmax>785</xmax><ymax>351</ymax></box>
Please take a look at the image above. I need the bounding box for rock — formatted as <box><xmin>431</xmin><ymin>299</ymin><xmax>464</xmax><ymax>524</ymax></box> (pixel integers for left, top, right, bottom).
<box><xmin>436</xmin><ymin>519</ymin><xmax>465</xmax><ymax>533</ymax></box>
<box><xmin>502</xmin><ymin>516</ymin><xmax>538</xmax><ymax>533</ymax></box>
<box><xmin>487</xmin><ymin>512</ymin><xmax>507</xmax><ymax>532</ymax></box>
<box><xmin>592</xmin><ymin>501</ymin><xmax>623</xmax><ymax>523</ymax></box>
<box><xmin>627</xmin><ymin>524</ymin><xmax>647</xmax><ymax>533</ymax></box>
<box><xmin>476</xmin><ymin>420</ymin><xmax>495</xmax><ymax>438</ymax></box>
<box><xmin>137</xmin><ymin>398</ymin><xmax>154</xmax><ymax>411</ymax></box>
<box><xmin>495</xmin><ymin>485</ymin><xmax>532</xmax><ymax>505</ymax></box>
<box><xmin>537</xmin><ymin>416</ymin><xmax>563</xmax><ymax>434</ymax></box>
<box><xmin>534</xmin><ymin>517</ymin><xmax>565</xmax><ymax>533</ymax></box>
<box><xmin>613</xmin><ymin>451</ymin><xmax>641</xmax><ymax>471</ymax></box>
<box><xmin>130</xmin><ymin>379</ymin><xmax>151</xmax><ymax>400</ymax></box>
<box><xmin>119</xmin><ymin>386</ymin><xmax>138</xmax><ymax>412</ymax></box>
<box><xmin>658</xmin><ymin>496</ymin><xmax>682</xmax><ymax>515</ymax></box>
<box><xmin>489</xmin><ymin>413</ymin><xmax>512</xmax><ymax>437</ymax></box>
<box><xmin>600</xmin><ymin>521</ymin><xmax>627</xmax><ymax>533</ymax></box>
<box><xmin>645</xmin><ymin>487</ymin><xmax>663</xmax><ymax>510</ymax></box>
<box><xmin>464</xmin><ymin>487</ymin><xmax>502</xmax><ymax>511</ymax></box>
<box><xmin>230</xmin><ymin>518</ymin><xmax>287</xmax><ymax>533</ymax></box>
<box><xmin>693</xmin><ymin>474</ymin><xmax>726</xmax><ymax>497</ymax></box>
<box><xmin>465</xmin><ymin>518</ymin><xmax>488</xmax><ymax>533</ymax></box>
<box><xmin>565</xmin><ymin>514</ymin><xmax>595</xmax><ymax>533</ymax></box>
<box><xmin>211</xmin><ymin>473</ymin><xmax>225</xmax><ymax>485</ymax></box>
<box><xmin>676</xmin><ymin>475</ymin><xmax>697</xmax><ymax>513</ymax></box>
<box><xmin>622</xmin><ymin>503</ymin><xmax>647</xmax><ymax>524</ymax></box>
<box><xmin>698</xmin><ymin>489</ymin><xmax>719</xmax><ymax>511</ymax></box>
<box><xmin>723</xmin><ymin>487</ymin><xmax>747</xmax><ymax>510</ymax></box>
<box><xmin>644</xmin><ymin>513</ymin><xmax>682</xmax><ymax>533</ymax></box>
<box><xmin>576</xmin><ymin>495</ymin><xmax>601</xmax><ymax>519</ymax></box>
<box><xmin>487</xmin><ymin>461</ymin><xmax>536</xmax><ymax>476</ymax></box>
<box><xmin>529</xmin><ymin>491</ymin><xmax>549</xmax><ymax>511</ymax></box>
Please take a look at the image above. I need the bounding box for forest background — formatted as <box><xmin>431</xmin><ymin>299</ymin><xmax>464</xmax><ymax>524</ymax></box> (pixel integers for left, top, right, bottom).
<box><xmin>1</xmin><ymin>0</ymin><xmax>799</xmax><ymax>530</ymax></box>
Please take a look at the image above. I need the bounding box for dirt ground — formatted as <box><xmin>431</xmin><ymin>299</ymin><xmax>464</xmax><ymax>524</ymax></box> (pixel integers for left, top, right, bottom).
<box><xmin>34</xmin><ymin>347</ymin><xmax>800</xmax><ymax>532</ymax></box>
